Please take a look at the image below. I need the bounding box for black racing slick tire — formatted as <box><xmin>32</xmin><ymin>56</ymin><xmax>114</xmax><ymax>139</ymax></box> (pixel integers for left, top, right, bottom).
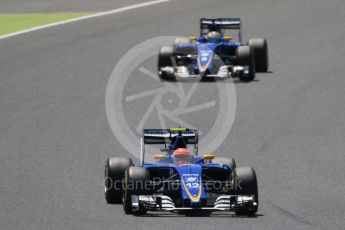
<box><xmin>173</xmin><ymin>37</ymin><xmax>190</xmax><ymax>52</ymax></box>
<box><xmin>158</xmin><ymin>46</ymin><xmax>176</xmax><ymax>81</ymax></box>
<box><xmin>174</xmin><ymin>37</ymin><xmax>197</xmax><ymax>56</ymax></box>
<box><xmin>123</xmin><ymin>167</ymin><xmax>150</xmax><ymax>215</ymax></box>
<box><xmin>248</xmin><ymin>38</ymin><xmax>269</xmax><ymax>72</ymax></box>
<box><xmin>158</xmin><ymin>46</ymin><xmax>174</xmax><ymax>67</ymax></box>
<box><xmin>236</xmin><ymin>46</ymin><xmax>256</xmax><ymax>82</ymax></box>
<box><xmin>104</xmin><ymin>157</ymin><xmax>133</xmax><ymax>204</ymax></box>
<box><xmin>234</xmin><ymin>167</ymin><xmax>258</xmax><ymax>216</ymax></box>
<box><xmin>213</xmin><ymin>157</ymin><xmax>236</xmax><ymax>170</ymax></box>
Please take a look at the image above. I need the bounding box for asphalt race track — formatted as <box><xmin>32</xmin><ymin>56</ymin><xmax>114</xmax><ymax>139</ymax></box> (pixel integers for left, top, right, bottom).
<box><xmin>1</xmin><ymin>0</ymin><xmax>345</xmax><ymax>229</ymax></box>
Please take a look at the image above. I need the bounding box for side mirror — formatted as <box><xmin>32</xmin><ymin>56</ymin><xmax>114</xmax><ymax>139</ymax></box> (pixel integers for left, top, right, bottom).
<box><xmin>153</xmin><ymin>154</ymin><xmax>166</xmax><ymax>160</ymax></box>
<box><xmin>187</xmin><ymin>35</ymin><xmax>197</xmax><ymax>41</ymax></box>
<box><xmin>203</xmin><ymin>154</ymin><xmax>215</xmax><ymax>160</ymax></box>
<box><xmin>223</xmin><ymin>36</ymin><xmax>233</xmax><ymax>41</ymax></box>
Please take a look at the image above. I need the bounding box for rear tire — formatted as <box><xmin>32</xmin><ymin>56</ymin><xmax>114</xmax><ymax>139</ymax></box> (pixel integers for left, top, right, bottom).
<box><xmin>234</xmin><ymin>167</ymin><xmax>258</xmax><ymax>215</ymax></box>
<box><xmin>104</xmin><ymin>157</ymin><xmax>133</xmax><ymax>204</ymax></box>
<box><xmin>123</xmin><ymin>167</ymin><xmax>150</xmax><ymax>214</ymax></box>
<box><xmin>236</xmin><ymin>46</ymin><xmax>256</xmax><ymax>82</ymax></box>
<box><xmin>248</xmin><ymin>38</ymin><xmax>269</xmax><ymax>72</ymax></box>
<box><xmin>158</xmin><ymin>46</ymin><xmax>176</xmax><ymax>81</ymax></box>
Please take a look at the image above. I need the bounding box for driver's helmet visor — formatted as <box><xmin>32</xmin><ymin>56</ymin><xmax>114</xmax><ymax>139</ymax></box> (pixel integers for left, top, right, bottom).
<box><xmin>207</xmin><ymin>31</ymin><xmax>221</xmax><ymax>43</ymax></box>
<box><xmin>174</xmin><ymin>155</ymin><xmax>193</xmax><ymax>165</ymax></box>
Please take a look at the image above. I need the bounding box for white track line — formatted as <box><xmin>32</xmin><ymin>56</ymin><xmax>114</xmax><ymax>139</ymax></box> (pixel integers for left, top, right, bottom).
<box><xmin>0</xmin><ymin>0</ymin><xmax>170</xmax><ymax>40</ymax></box>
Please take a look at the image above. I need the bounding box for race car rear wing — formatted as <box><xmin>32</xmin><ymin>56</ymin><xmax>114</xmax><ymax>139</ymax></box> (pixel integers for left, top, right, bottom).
<box><xmin>140</xmin><ymin>128</ymin><xmax>198</xmax><ymax>164</ymax></box>
<box><xmin>142</xmin><ymin>128</ymin><xmax>198</xmax><ymax>144</ymax></box>
<box><xmin>200</xmin><ymin>18</ymin><xmax>242</xmax><ymax>42</ymax></box>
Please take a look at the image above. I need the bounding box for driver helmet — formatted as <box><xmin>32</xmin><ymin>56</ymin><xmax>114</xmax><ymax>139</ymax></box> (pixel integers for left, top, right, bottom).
<box><xmin>206</xmin><ymin>31</ymin><xmax>222</xmax><ymax>43</ymax></box>
<box><xmin>173</xmin><ymin>148</ymin><xmax>192</xmax><ymax>165</ymax></box>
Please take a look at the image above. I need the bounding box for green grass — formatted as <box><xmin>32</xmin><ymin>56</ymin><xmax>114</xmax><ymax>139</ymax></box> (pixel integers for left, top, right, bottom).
<box><xmin>0</xmin><ymin>13</ymin><xmax>90</xmax><ymax>36</ymax></box>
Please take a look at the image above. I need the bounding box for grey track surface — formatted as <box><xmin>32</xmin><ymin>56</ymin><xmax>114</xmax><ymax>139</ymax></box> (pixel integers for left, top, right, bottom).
<box><xmin>1</xmin><ymin>0</ymin><xmax>345</xmax><ymax>229</ymax></box>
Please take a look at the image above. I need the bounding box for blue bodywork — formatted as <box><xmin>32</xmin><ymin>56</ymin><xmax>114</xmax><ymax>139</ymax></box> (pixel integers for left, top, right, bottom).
<box><xmin>176</xmin><ymin>37</ymin><xmax>242</xmax><ymax>76</ymax></box>
<box><xmin>139</xmin><ymin>130</ymin><xmax>233</xmax><ymax>207</ymax></box>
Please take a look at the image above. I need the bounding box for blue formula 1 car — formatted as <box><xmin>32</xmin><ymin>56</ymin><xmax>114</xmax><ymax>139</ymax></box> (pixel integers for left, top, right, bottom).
<box><xmin>158</xmin><ymin>18</ymin><xmax>269</xmax><ymax>82</ymax></box>
<box><xmin>104</xmin><ymin>128</ymin><xmax>258</xmax><ymax>216</ymax></box>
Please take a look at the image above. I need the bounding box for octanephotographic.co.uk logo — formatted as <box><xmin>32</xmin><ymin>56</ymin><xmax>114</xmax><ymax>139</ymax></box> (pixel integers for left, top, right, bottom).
<box><xmin>105</xmin><ymin>36</ymin><xmax>237</xmax><ymax>159</ymax></box>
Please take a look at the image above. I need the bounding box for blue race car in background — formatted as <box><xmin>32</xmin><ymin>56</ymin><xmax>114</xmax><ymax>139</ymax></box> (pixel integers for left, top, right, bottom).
<box><xmin>104</xmin><ymin>128</ymin><xmax>258</xmax><ymax>215</ymax></box>
<box><xmin>158</xmin><ymin>18</ymin><xmax>269</xmax><ymax>82</ymax></box>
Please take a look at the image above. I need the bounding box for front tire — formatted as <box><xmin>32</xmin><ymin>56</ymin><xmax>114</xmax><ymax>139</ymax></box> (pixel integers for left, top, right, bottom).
<box><xmin>158</xmin><ymin>46</ymin><xmax>176</xmax><ymax>81</ymax></box>
<box><xmin>104</xmin><ymin>157</ymin><xmax>133</xmax><ymax>204</ymax></box>
<box><xmin>236</xmin><ymin>46</ymin><xmax>256</xmax><ymax>82</ymax></box>
<box><xmin>123</xmin><ymin>167</ymin><xmax>150</xmax><ymax>215</ymax></box>
<box><xmin>234</xmin><ymin>167</ymin><xmax>258</xmax><ymax>215</ymax></box>
<box><xmin>248</xmin><ymin>38</ymin><xmax>269</xmax><ymax>72</ymax></box>
<box><xmin>213</xmin><ymin>157</ymin><xmax>236</xmax><ymax>170</ymax></box>
<box><xmin>174</xmin><ymin>37</ymin><xmax>197</xmax><ymax>56</ymax></box>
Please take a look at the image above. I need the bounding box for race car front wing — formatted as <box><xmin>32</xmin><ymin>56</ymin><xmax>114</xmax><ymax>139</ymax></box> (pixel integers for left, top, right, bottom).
<box><xmin>131</xmin><ymin>194</ymin><xmax>257</xmax><ymax>213</ymax></box>
<box><xmin>160</xmin><ymin>65</ymin><xmax>249</xmax><ymax>79</ymax></box>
